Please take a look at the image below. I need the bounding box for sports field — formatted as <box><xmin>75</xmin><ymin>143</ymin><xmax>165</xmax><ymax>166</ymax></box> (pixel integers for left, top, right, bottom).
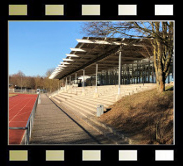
<box><xmin>9</xmin><ymin>93</ymin><xmax>38</xmax><ymax>144</ymax></box>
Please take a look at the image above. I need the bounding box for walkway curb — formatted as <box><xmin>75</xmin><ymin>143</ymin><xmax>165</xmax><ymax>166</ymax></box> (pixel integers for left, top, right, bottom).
<box><xmin>50</xmin><ymin>97</ymin><xmax>129</xmax><ymax>144</ymax></box>
<box><xmin>89</xmin><ymin>117</ymin><xmax>130</xmax><ymax>143</ymax></box>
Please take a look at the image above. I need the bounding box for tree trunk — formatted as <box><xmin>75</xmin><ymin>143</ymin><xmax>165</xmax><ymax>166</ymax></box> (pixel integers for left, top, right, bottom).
<box><xmin>159</xmin><ymin>79</ymin><xmax>165</xmax><ymax>92</ymax></box>
<box><xmin>154</xmin><ymin>22</ymin><xmax>166</xmax><ymax>93</ymax></box>
<box><xmin>157</xmin><ymin>71</ymin><xmax>165</xmax><ymax>92</ymax></box>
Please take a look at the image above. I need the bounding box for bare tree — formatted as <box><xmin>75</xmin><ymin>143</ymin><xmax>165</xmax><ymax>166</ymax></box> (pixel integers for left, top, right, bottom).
<box><xmin>9</xmin><ymin>69</ymin><xmax>59</xmax><ymax>93</ymax></box>
<box><xmin>82</xmin><ymin>21</ymin><xmax>174</xmax><ymax>92</ymax></box>
<box><xmin>34</xmin><ymin>75</ymin><xmax>44</xmax><ymax>89</ymax></box>
<box><xmin>25</xmin><ymin>76</ymin><xmax>35</xmax><ymax>89</ymax></box>
<box><xmin>44</xmin><ymin>68</ymin><xmax>59</xmax><ymax>93</ymax></box>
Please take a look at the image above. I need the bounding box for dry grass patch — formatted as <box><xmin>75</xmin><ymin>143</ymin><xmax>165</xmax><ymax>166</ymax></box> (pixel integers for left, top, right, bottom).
<box><xmin>9</xmin><ymin>93</ymin><xmax>18</xmax><ymax>97</ymax></box>
<box><xmin>99</xmin><ymin>85</ymin><xmax>173</xmax><ymax>145</ymax></box>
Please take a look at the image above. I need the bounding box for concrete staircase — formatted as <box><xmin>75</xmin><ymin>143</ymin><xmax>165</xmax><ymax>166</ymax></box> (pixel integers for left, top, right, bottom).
<box><xmin>48</xmin><ymin>83</ymin><xmax>156</xmax><ymax>144</ymax></box>
<box><xmin>49</xmin><ymin>83</ymin><xmax>156</xmax><ymax>118</ymax></box>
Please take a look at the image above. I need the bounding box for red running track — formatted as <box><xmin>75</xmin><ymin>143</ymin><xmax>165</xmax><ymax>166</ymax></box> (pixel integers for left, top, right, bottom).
<box><xmin>9</xmin><ymin>93</ymin><xmax>38</xmax><ymax>144</ymax></box>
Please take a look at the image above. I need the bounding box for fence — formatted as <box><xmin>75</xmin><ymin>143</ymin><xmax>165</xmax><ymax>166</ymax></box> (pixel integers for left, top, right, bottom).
<box><xmin>9</xmin><ymin>88</ymin><xmax>37</xmax><ymax>94</ymax></box>
<box><xmin>9</xmin><ymin>94</ymin><xmax>40</xmax><ymax>145</ymax></box>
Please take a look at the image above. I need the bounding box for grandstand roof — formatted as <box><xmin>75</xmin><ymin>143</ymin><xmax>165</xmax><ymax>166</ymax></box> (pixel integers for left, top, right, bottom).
<box><xmin>49</xmin><ymin>37</ymin><xmax>153</xmax><ymax>79</ymax></box>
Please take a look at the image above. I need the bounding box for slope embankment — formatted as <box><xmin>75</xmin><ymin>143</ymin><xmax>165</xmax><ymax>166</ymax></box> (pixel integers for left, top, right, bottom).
<box><xmin>98</xmin><ymin>85</ymin><xmax>174</xmax><ymax>144</ymax></box>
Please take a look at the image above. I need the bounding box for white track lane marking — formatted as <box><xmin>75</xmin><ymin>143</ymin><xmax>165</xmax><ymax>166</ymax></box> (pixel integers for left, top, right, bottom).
<box><xmin>9</xmin><ymin>98</ymin><xmax>32</xmax><ymax>123</ymax></box>
<box><xmin>9</xmin><ymin>97</ymin><xmax>27</xmax><ymax>111</ymax></box>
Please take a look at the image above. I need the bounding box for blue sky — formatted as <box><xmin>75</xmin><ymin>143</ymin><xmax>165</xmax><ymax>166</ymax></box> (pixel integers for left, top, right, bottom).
<box><xmin>9</xmin><ymin>21</ymin><xmax>85</xmax><ymax>77</ymax></box>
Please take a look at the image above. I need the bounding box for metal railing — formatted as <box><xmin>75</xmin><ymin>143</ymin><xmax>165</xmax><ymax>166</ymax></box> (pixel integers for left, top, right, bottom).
<box><xmin>9</xmin><ymin>94</ymin><xmax>40</xmax><ymax>145</ymax></box>
<box><xmin>9</xmin><ymin>88</ymin><xmax>37</xmax><ymax>94</ymax></box>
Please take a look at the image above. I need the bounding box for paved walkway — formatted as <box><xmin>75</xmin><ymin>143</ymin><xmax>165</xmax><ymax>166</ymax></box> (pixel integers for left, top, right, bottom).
<box><xmin>30</xmin><ymin>94</ymin><xmax>112</xmax><ymax>144</ymax></box>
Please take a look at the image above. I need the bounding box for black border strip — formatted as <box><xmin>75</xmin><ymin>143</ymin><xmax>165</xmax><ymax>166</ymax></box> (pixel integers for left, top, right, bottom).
<box><xmin>1</xmin><ymin>1</ymin><xmax>181</xmax><ymax>166</ymax></box>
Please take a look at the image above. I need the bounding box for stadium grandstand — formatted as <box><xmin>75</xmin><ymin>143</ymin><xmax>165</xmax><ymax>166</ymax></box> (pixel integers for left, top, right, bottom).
<box><xmin>48</xmin><ymin>37</ymin><xmax>173</xmax><ymax>118</ymax></box>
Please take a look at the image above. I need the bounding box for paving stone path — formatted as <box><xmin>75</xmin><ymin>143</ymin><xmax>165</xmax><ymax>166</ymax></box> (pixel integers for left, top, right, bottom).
<box><xmin>30</xmin><ymin>94</ymin><xmax>112</xmax><ymax>144</ymax></box>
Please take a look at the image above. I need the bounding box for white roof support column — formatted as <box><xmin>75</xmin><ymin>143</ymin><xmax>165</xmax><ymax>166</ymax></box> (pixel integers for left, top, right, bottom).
<box><xmin>65</xmin><ymin>77</ymin><xmax>68</xmax><ymax>90</ymax></box>
<box><xmin>93</xmin><ymin>63</ymin><xmax>99</xmax><ymax>98</ymax></box>
<box><xmin>69</xmin><ymin>75</ymin><xmax>71</xmax><ymax>85</ymax></box>
<box><xmin>75</xmin><ymin>73</ymin><xmax>77</xmax><ymax>84</ymax></box>
<box><xmin>82</xmin><ymin>69</ymin><xmax>85</xmax><ymax>95</ymax></box>
<box><xmin>95</xmin><ymin>63</ymin><xmax>98</xmax><ymax>93</ymax></box>
<box><xmin>115</xmin><ymin>45</ymin><xmax>123</xmax><ymax>102</ymax></box>
<box><xmin>58</xmin><ymin>80</ymin><xmax>60</xmax><ymax>94</ymax></box>
<box><xmin>118</xmin><ymin>50</ymin><xmax>122</xmax><ymax>95</ymax></box>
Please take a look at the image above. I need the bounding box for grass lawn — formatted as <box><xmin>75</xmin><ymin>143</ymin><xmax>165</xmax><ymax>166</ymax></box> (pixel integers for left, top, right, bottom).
<box><xmin>99</xmin><ymin>85</ymin><xmax>173</xmax><ymax>145</ymax></box>
<box><xmin>9</xmin><ymin>93</ymin><xmax>18</xmax><ymax>97</ymax></box>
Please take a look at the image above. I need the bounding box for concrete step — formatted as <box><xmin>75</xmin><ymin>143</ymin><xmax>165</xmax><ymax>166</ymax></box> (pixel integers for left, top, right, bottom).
<box><xmin>99</xmin><ymin>96</ymin><xmax>116</xmax><ymax>101</ymax></box>
<box><xmin>87</xmin><ymin>118</ymin><xmax>129</xmax><ymax>144</ymax></box>
<box><xmin>61</xmin><ymin>100</ymin><xmax>95</xmax><ymax>118</ymax></box>
<box><xmin>72</xmin><ymin>93</ymin><xmax>115</xmax><ymax>104</ymax></box>
<box><xmin>89</xmin><ymin>96</ymin><xmax>115</xmax><ymax>105</ymax></box>
<box><xmin>54</xmin><ymin>98</ymin><xmax>128</xmax><ymax>144</ymax></box>
<box><xmin>57</xmin><ymin>94</ymin><xmax>73</xmax><ymax>100</ymax></box>
<box><xmin>101</xmin><ymin>87</ymin><xmax>138</xmax><ymax>93</ymax></box>
<box><xmin>136</xmin><ymin>86</ymin><xmax>155</xmax><ymax>91</ymax></box>
<box><xmin>79</xmin><ymin>95</ymin><xmax>116</xmax><ymax>104</ymax></box>
<box><xmin>55</xmin><ymin>95</ymin><xmax>70</xmax><ymax>101</ymax></box>
<box><xmin>81</xmin><ymin>117</ymin><xmax>128</xmax><ymax>144</ymax></box>
<box><xmin>102</xmin><ymin>88</ymin><xmax>137</xmax><ymax>95</ymax></box>
<box><xmin>53</xmin><ymin>96</ymin><xmax>66</xmax><ymax>102</ymax></box>
<box><xmin>59</xmin><ymin>92</ymin><xmax>78</xmax><ymax>97</ymax></box>
<box><xmin>69</xmin><ymin>97</ymin><xmax>102</xmax><ymax>109</ymax></box>
<box><xmin>52</xmin><ymin>96</ymin><xmax>62</xmax><ymax>103</ymax></box>
<box><xmin>99</xmin><ymin>92</ymin><xmax>128</xmax><ymax>98</ymax></box>
<box><xmin>63</xmin><ymin>99</ymin><xmax>96</xmax><ymax>115</ymax></box>
<box><xmin>70</xmin><ymin>97</ymin><xmax>110</xmax><ymax>109</ymax></box>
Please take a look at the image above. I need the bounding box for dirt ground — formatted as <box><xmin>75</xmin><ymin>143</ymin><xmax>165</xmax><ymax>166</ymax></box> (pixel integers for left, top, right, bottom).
<box><xmin>98</xmin><ymin>85</ymin><xmax>174</xmax><ymax>145</ymax></box>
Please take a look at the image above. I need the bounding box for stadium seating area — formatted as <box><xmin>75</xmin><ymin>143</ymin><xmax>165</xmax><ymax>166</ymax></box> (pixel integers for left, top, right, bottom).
<box><xmin>49</xmin><ymin>83</ymin><xmax>156</xmax><ymax>118</ymax></box>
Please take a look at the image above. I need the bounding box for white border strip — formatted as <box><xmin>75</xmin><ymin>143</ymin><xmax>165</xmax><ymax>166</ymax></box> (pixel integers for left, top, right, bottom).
<box><xmin>155</xmin><ymin>5</ymin><xmax>174</xmax><ymax>15</ymax></box>
<box><xmin>119</xmin><ymin>150</ymin><xmax>137</xmax><ymax>161</ymax></box>
<box><xmin>155</xmin><ymin>150</ymin><xmax>174</xmax><ymax>161</ymax></box>
<box><xmin>82</xmin><ymin>150</ymin><xmax>101</xmax><ymax>161</ymax></box>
